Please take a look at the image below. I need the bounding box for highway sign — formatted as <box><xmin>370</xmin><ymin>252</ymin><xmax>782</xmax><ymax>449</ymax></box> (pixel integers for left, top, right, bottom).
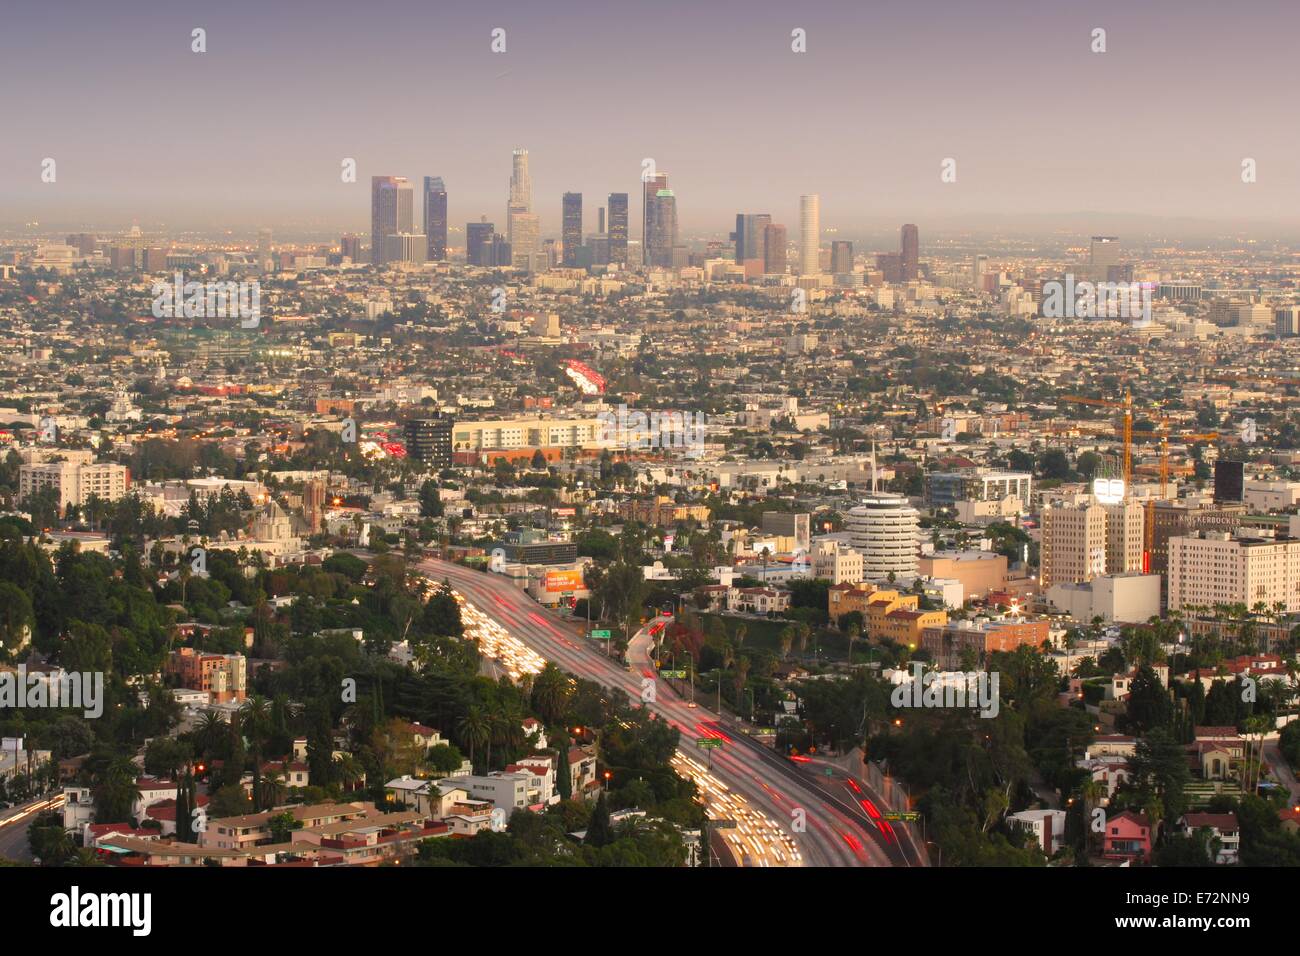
<box><xmin>696</xmin><ymin>738</ymin><xmax>723</xmax><ymax>749</ymax></box>
<box><xmin>709</xmin><ymin>818</ymin><xmax>736</xmax><ymax>828</ymax></box>
<box><xmin>590</xmin><ymin>629</ymin><xmax>611</xmax><ymax>640</ymax></box>
<box><xmin>660</xmin><ymin>670</ymin><xmax>687</xmax><ymax>679</ymax></box>
<box><xmin>883</xmin><ymin>811</ymin><xmax>921</xmax><ymax>822</ymax></box>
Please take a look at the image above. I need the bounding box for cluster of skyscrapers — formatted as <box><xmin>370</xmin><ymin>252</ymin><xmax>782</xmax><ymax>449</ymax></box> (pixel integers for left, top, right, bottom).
<box><xmin>369</xmin><ymin>149</ymin><xmax>631</xmax><ymax>272</ymax></box>
<box><xmin>365</xmin><ymin>151</ymin><xmax>919</xmax><ymax>281</ymax></box>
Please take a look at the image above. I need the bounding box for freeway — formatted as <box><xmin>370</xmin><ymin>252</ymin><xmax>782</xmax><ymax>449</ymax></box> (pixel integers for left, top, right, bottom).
<box><xmin>418</xmin><ymin>557</ymin><xmax>894</xmax><ymax>867</ymax></box>
<box><xmin>0</xmin><ymin>793</ymin><xmax>64</xmax><ymax>863</ymax></box>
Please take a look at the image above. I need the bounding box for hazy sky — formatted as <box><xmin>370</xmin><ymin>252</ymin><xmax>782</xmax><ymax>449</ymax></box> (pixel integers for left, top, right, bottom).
<box><xmin>3</xmin><ymin>0</ymin><xmax>1299</xmax><ymax>240</ymax></box>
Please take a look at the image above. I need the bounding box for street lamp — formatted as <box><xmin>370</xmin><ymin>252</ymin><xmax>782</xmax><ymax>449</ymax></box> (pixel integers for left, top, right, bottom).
<box><xmin>926</xmin><ymin>840</ymin><xmax>942</xmax><ymax>867</ymax></box>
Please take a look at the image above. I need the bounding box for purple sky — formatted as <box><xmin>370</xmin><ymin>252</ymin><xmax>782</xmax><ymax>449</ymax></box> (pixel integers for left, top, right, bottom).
<box><xmin>3</xmin><ymin>0</ymin><xmax>1299</xmax><ymax>240</ymax></box>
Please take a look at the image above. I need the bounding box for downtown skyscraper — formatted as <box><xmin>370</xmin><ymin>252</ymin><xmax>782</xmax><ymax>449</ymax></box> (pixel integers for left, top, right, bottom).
<box><xmin>507</xmin><ymin>148</ymin><xmax>539</xmax><ymax>268</ymax></box>
<box><xmin>734</xmin><ymin>213</ymin><xmax>772</xmax><ymax>269</ymax></box>
<box><xmin>800</xmin><ymin>194</ymin><xmax>820</xmax><ymax>275</ymax></box>
<box><xmin>643</xmin><ymin>173</ymin><xmax>678</xmax><ymax>269</ymax></box>
<box><xmin>608</xmin><ymin>192</ymin><xmax>628</xmax><ymax>265</ymax></box>
<box><xmin>423</xmin><ymin>177</ymin><xmax>448</xmax><ymax>262</ymax></box>
<box><xmin>562</xmin><ymin>192</ymin><xmax>583</xmax><ymax>267</ymax></box>
<box><xmin>371</xmin><ymin>176</ymin><xmax>413</xmax><ymax>265</ymax></box>
<box><xmin>901</xmin><ymin>223</ymin><xmax>919</xmax><ymax>281</ymax></box>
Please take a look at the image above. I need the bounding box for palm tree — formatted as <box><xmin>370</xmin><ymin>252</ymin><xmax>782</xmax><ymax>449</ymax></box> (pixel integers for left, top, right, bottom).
<box><xmin>257</xmin><ymin>766</ymin><xmax>287</xmax><ymax>810</ymax></box>
<box><xmin>457</xmin><ymin>706</ymin><xmax>491</xmax><ymax>770</ymax></box>
<box><xmin>532</xmin><ymin>664</ymin><xmax>570</xmax><ymax>723</ymax></box>
<box><xmin>241</xmin><ymin>695</ymin><xmax>273</xmax><ymax>809</ymax></box>
<box><xmin>333</xmin><ymin>752</ymin><xmax>365</xmax><ymax>792</ymax></box>
<box><xmin>194</xmin><ymin>711</ymin><xmax>226</xmax><ymax>763</ymax></box>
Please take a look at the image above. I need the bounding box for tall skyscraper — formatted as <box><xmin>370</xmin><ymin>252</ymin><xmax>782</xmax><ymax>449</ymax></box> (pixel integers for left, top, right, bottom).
<box><xmin>466</xmin><ymin>219</ymin><xmax>495</xmax><ymax>267</ymax></box>
<box><xmin>733</xmin><ymin>214</ymin><xmax>771</xmax><ymax>268</ymax></box>
<box><xmin>608</xmin><ymin>192</ymin><xmax>629</xmax><ymax>265</ymax></box>
<box><xmin>509</xmin><ymin>215</ymin><xmax>540</xmax><ymax>271</ymax></box>
<box><xmin>562</xmin><ymin>192</ymin><xmax>583</xmax><ymax>266</ymax></box>
<box><xmin>647</xmin><ymin>187</ymin><xmax>678</xmax><ymax>269</ymax></box>
<box><xmin>799</xmin><ymin>195</ymin><xmax>820</xmax><ymax>275</ymax></box>
<box><xmin>830</xmin><ymin>240</ymin><xmax>854</xmax><ymax>275</ymax></box>
<box><xmin>371</xmin><ymin>176</ymin><xmax>413</xmax><ymax>265</ymax></box>
<box><xmin>1090</xmin><ymin>236</ymin><xmax>1120</xmax><ymax>283</ymax></box>
<box><xmin>423</xmin><ymin>177</ymin><xmax>448</xmax><ymax>262</ymax></box>
<box><xmin>256</xmin><ymin>228</ymin><xmax>273</xmax><ymax>274</ymax></box>
<box><xmin>900</xmin><ymin>223</ymin><xmax>919</xmax><ymax>281</ymax></box>
<box><xmin>643</xmin><ymin>173</ymin><xmax>668</xmax><ymax>267</ymax></box>
<box><xmin>764</xmin><ymin>223</ymin><xmax>787</xmax><ymax>275</ymax></box>
<box><xmin>507</xmin><ymin>148</ymin><xmax>532</xmax><ymax>243</ymax></box>
<box><xmin>341</xmin><ymin>234</ymin><xmax>363</xmax><ymax>263</ymax></box>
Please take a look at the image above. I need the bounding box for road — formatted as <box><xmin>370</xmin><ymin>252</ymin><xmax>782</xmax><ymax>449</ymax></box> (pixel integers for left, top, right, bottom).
<box><xmin>0</xmin><ymin>793</ymin><xmax>64</xmax><ymax>863</ymax></box>
<box><xmin>419</xmin><ymin>557</ymin><xmax>896</xmax><ymax>867</ymax></box>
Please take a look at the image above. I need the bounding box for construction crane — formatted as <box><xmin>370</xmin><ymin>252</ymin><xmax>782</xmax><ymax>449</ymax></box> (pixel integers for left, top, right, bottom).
<box><xmin>1061</xmin><ymin>390</ymin><xmax>1134</xmax><ymax>488</ymax></box>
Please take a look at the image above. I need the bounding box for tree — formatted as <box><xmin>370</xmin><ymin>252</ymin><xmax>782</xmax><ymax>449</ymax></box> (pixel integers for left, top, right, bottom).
<box><xmin>458</xmin><ymin>706</ymin><xmax>491</xmax><ymax>770</ymax></box>
<box><xmin>586</xmin><ymin>791</ymin><xmax>613</xmax><ymax>847</ymax></box>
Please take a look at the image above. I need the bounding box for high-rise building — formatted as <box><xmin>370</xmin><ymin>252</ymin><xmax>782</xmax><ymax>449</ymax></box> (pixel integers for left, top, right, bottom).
<box><xmin>732</xmin><ymin>214</ymin><xmax>771</xmax><ymax>268</ymax></box>
<box><xmin>1089</xmin><ymin>236</ymin><xmax>1120</xmax><ymax>283</ymax></box>
<box><xmin>371</xmin><ymin>176</ymin><xmax>413</xmax><ymax>265</ymax></box>
<box><xmin>340</xmin><ymin>234</ymin><xmax>363</xmax><ymax>262</ymax></box>
<box><xmin>763</xmin><ymin>223</ymin><xmax>787</xmax><ymax>275</ymax></box>
<box><xmin>608</xmin><ymin>192</ymin><xmax>629</xmax><ymax>265</ymax></box>
<box><xmin>1168</xmin><ymin>532</ymin><xmax>1300</xmax><ymax>613</ymax></box>
<box><xmin>845</xmin><ymin>494</ymin><xmax>920</xmax><ymax>579</ymax></box>
<box><xmin>423</xmin><ymin>177</ymin><xmax>448</xmax><ymax>262</ymax></box>
<box><xmin>507</xmin><ymin>148</ymin><xmax>532</xmax><ymax>247</ymax></box>
<box><xmin>562</xmin><ymin>192</ymin><xmax>583</xmax><ymax>266</ymax></box>
<box><xmin>900</xmin><ymin>223</ymin><xmax>919</xmax><ymax>281</ymax></box>
<box><xmin>973</xmin><ymin>254</ymin><xmax>989</xmax><ymax>290</ymax></box>
<box><xmin>466</xmin><ymin>220</ymin><xmax>495</xmax><ymax>267</ymax></box>
<box><xmin>1041</xmin><ymin>497</ymin><xmax>1143</xmax><ymax>589</ymax></box>
<box><xmin>830</xmin><ymin>240</ymin><xmax>854</xmax><ymax>275</ymax></box>
<box><xmin>509</xmin><ymin>213</ymin><xmax>540</xmax><ymax>270</ymax></box>
<box><xmin>404</xmin><ymin>416</ymin><xmax>453</xmax><ymax>468</ymax></box>
<box><xmin>383</xmin><ymin>233</ymin><xmax>427</xmax><ymax>265</ymax></box>
<box><xmin>256</xmin><ymin>228</ymin><xmax>274</xmax><ymax>274</ymax></box>
<box><xmin>1275</xmin><ymin>307</ymin><xmax>1300</xmax><ymax>337</ymax></box>
<box><xmin>643</xmin><ymin>173</ymin><xmax>668</xmax><ymax>267</ymax></box>
<box><xmin>646</xmin><ymin>184</ymin><xmax>677</xmax><ymax>269</ymax></box>
<box><xmin>799</xmin><ymin>195</ymin><xmax>820</xmax><ymax>275</ymax></box>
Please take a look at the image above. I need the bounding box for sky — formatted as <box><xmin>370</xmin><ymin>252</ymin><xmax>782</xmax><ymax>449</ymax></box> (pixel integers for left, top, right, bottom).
<box><xmin>2</xmin><ymin>0</ymin><xmax>1299</xmax><ymax>241</ymax></box>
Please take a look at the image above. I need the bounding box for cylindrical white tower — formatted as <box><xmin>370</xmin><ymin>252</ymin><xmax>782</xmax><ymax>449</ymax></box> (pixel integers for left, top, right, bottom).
<box><xmin>845</xmin><ymin>494</ymin><xmax>920</xmax><ymax>579</ymax></box>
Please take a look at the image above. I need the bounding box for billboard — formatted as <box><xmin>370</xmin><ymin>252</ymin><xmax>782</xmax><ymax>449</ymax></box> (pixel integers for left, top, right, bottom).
<box><xmin>543</xmin><ymin>569</ymin><xmax>585</xmax><ymax>593</ymax></box>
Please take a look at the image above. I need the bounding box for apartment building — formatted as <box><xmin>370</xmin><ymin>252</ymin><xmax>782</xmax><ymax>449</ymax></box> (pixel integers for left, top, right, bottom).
<box><xmin>452</xmin><ymin>416</ymin><xmax>605</xmax><ymax>452</ymax></box>
<box><xmin>1040</xmin><ymin>498</ymin><xmax>1143</xmax><ymax>589</ymax></box>
<box><xmin>19</xmin><ymin>459</ymin><xmax>129</xmax><ymax>511</ymax></box>
<box><xmin>164</xmin><ymin>647</ymin><xmax>248</xmax><ymax>703</ymax></box>
<box><xmin>926</xmin><ymin>470</ymin><xmax>1032</xmax><ymax>508</ymax></box>
<box><xmin>812</xmin><ymin>539</ymin><xmax>864</xmax><ymax>585</ymax></box>
<box><xmin>920</xmin><ymin>618</ymin><xmax>1051</xmax><ymax>668</ymax></box>
<box><xmin>1166</xmin><ymin>531</ymin><xmax>1300</xmax><ymax>613</ymax></box>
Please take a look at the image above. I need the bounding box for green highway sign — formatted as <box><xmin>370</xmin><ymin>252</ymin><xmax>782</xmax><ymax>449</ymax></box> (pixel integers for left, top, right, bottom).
<box><xmin>824</xmin><ymin>768</ymin><xmax>835</xmax><ymax>776</ymax></box>
<box><xmin>883</xmin><ymin>811</ymin><xmax>921</xmax><ymax>822</ymax></box>
<box><xmin>710</xmin><ymin>818</ymin><xmax>737</xmax><ymax>828</ymax></box>
<box><xmin>590</xmin><ymin>629</ymin><xmax>612</xmax><ymax>640</ymax></box>
<box><xmin>660</xmin><ymin>670</ymin><xmax>687</xmax><ymax>679</ymax></box>
<box><xmin>696</xmin><ymin>738</ymin><xmax>723</xmax><ymax>749</ymax></box>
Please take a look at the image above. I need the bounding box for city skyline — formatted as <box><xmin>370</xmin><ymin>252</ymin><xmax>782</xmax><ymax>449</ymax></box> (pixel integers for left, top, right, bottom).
<box><xmin>4</xmin><ymin>0</ymin><xmax>1300</xmax><ymax>238</ymax></box>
